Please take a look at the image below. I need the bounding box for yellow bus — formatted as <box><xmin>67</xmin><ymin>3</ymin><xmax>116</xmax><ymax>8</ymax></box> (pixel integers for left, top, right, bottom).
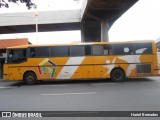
<box><xmin>3</xmin><ymin>40</ymin><xmax>160</xmax><ymax>85</ymax></box>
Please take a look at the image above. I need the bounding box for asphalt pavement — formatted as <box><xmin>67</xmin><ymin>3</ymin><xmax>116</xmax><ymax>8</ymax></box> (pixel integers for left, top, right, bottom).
<box><xmin>0</xmin><ymin>77</ymin><xmax>160</xmax><ymax>120</ymax></box>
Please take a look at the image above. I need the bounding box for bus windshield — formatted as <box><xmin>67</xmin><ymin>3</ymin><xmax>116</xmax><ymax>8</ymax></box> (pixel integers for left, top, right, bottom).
<box><xmin>7</xmin><ymin>49</ymin><xmax>27</xmax><ymax>64</ymax></box>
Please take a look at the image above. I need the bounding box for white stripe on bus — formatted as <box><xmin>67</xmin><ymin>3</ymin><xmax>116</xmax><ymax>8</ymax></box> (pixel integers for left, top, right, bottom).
<box><xmin>56</xmin><ymin>57</ymin><xmax>85</xmax><ymax>79</ymax></box>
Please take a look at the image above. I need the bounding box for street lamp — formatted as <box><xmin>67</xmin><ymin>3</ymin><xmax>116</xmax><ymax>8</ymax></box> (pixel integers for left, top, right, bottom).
<box><xmin>35</xmin><ymin>12</ymin><xmax>38</xmax><ymax>44</ymax></box>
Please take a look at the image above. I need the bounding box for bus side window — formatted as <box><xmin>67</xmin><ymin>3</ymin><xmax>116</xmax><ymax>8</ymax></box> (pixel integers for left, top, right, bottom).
<box><xmin>50</xmin><ymin>46</ymin><xmax>69</xmax><ymax>57</ymax></box>
<box><xmin>122</xmin><ymin>44</ymin><xmax>134</xmax><ymax>55</ymax></box>
<box><xmin>8</xmin><ymin>50</ymin><xmax>13</xmax><ymax>63</ymax></box>
<box><xmin>85</xmin><ymin>46</ymin><xmax>92</xmax><ymax>56</ymax></box>
<box><xmin>13</xmin><ymin>49</ymin><xmax>26</xmax><ymax>58</ymax></box>
<box><xmin>104</xmin><ymin>45</ymin><xmax>112</xmax><ymax>55</ymax></box>
<box><xmin>70</xmin><ymin>46</ymin><xmax>85</xmax><ymax>56</ymax></box>
<box><xmin>134</xmin><ymin>43</ymin><xmax>152</xmax><ymax>54</ymax></box>
<box><xmin>92</xmin><ymin>45</ymin><xmax>103</xmax><ymax>56</ymax></box>
<box><xmin>9</xmin><ymin>50</ymin><xmax>13</xmax><ymax>58</ymax></box>
<box><xmin>30</xmin><ymin>48</ymin><xmax>35</xmax><ymax>57</ymax></box>
<box><xmin>35</xmin><ymin>47</ymin><xmax>49</xmax><ymax>57</ymax></box>
<box><xmin>8</xmin><ymin>49</ymin><xmax>26</xmax><ymax>63</ymax></box>
<box><xmin>112</xmin><ymin>44</ymin><xmax>123</xmax><ymax>55</ymax></box>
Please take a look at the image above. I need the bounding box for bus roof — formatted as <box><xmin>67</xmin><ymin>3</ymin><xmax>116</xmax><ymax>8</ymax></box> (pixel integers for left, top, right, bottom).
<box><xmin>7</xmin><ymin>40</ymin><xmax>155</xmax><ymax>49</ymax></box>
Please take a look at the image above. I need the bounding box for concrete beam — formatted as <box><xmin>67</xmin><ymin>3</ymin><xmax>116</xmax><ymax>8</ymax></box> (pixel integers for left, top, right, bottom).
<box><xmin>0</xmin><ymin>10</ymin><xmax>81</xmax><ymax>26</ymax></box>
<box><xmin>81</xmin><ymin>0</ymin><xmax>88</xmax><ymax>20</ymax></box>
<box><xmin>0</xmin><ymin>23</ymin><xmax>81</xmax><ymax>34</ymax></box>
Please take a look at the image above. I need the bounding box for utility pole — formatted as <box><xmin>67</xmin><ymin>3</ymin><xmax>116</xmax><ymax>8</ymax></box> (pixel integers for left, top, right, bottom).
<box><xmin>35</xmin><ymin>12</ymin><xmax>38</xmax><ymax>44</ymax></box>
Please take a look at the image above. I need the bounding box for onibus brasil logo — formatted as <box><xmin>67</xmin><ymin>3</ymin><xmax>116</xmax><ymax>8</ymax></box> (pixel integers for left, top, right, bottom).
<box><xmin>38</xmin><ymin>58</ymin><xmax>56</xmax><ymax>78</ymax></box>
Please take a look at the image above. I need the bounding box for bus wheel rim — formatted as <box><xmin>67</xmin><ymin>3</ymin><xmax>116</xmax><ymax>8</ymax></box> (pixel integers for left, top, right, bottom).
<box><xmin>115</xmin><ymin>73</ymin><xmax>121</xmax><ymax>79</ymax></box>
<box><xmin>27</xmin><ymin>76</ymin><xmax>34</xmax><ymax>81</ymax></box>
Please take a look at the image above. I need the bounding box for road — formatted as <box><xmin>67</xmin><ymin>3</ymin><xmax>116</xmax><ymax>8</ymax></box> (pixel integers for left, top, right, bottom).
<box><xmin>0</xmin><ymin>77</ymin><xmax>160</xmax><ymax>120</ymax></box>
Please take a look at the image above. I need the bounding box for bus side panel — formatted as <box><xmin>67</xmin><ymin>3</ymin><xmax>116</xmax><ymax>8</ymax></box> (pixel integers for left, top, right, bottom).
<box><xmin>103</xmin><ymin>54</ymin><xmax>153</xmax><ymax>78</ymax></box>
<box><xmin>3</xmin><ymin>64</ymin><xmax>9</xmax><ymax>80</ymax></box>
<box><xmin>150</xmin><ymin>42</ymin><xmax>159</xmax><ymax>76</ymax></box>
<box><xmin>26</xmin><ymin>57</ymin><xmax>70</xmax><ymax>80</ymax></box>
<box><xmin>93</xmin><ymin>65</ymin><xmax>108</xmax><ymax>79</ymax></box>
<box><xmin>7</xmin><ymin>64</ymin><xmax>28</xmax><ymax>81</ymax></box>
<box><xmin>54</xmin><ymin>57</ymin><xmax>85</xmax><ymax>80</ymax></box>
<box><xmin>156</xmin><ymin>52</ymin><xmax>160</xmax><ymax>75</ymax></box>
<box><xmin>153</xmin><ymin>42</ymin><xmax>160</xmax><ymax>75</ymax></box>
<box><xmin>71</xmin><ymin>56</ymin><xmax>94</xmax><ymax>79</ymax></box>
<box><xmin>71</xmin><ymin>66</ymin><xmax>93</xmax><ymax>79</ymax></box>
<box><xmin>101</xmin><ymin>55</ymin><xmax>135</xmax><ymax>78</ymax></box>
<box><xmin>93</xmin><ymin>56</ymin><xmax>109</xmax><ymax>79</ymax></box>
<box><xmin>135</xmin><ymin>54</ymin><xmax>153</xmax><ymax>77</ymax></box>
<box><xmin>8</xmin><ymin>66</ymin><xmax>21</xmax><ymax>80</ymax></box>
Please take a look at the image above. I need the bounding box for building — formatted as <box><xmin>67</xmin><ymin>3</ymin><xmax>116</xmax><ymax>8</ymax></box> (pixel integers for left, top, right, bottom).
<box><xmin>0</xmin><ymin>38</ymin><xmax>29</xmax><ymax>79</ymax></box>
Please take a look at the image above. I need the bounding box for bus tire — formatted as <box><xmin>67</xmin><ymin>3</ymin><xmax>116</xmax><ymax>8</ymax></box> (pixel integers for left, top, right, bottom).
<box><xmin>111</xmin><ymin>68</ymin><xmax>125</xmax><ymax>82</ymax></box>
<box><xmin>24</xmin><ymin>72</ymin><xmax>37</xmax><ymax>85</ymax></box>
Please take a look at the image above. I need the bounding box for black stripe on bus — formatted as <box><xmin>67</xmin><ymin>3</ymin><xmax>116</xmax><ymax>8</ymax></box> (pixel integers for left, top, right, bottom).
<box><xmin>8</xmin><ymin>62</ymin><xmax>152</xmax><ymax>68</ymax></box>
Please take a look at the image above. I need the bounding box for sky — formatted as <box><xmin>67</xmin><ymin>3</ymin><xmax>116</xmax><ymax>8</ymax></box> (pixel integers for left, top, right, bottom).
<box><xmin>109</xmin><ymin>0</ymin><xmax>160</xmax><ymax>42</ymax></box>
<box><xmin>0</xmin><ymin>0</ymin><xmax>160</xmax><ymax>44</ymax></box>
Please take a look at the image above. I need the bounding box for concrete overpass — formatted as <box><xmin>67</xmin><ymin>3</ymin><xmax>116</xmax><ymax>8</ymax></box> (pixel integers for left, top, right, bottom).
<box><xmin>0</xmin><ymin>10</ymin><xmax>81</xmax><ymax>33</ymax></box>
<box><xmin>0</xmin><ymin>0</ymin><xmax>138</xmax><ymax>42</ymax></box>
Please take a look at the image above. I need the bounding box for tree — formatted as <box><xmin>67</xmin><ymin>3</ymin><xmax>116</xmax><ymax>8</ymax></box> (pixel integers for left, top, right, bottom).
<box><xmin>0</xmin><ymin>0</ymin><xmax>80</xmax><ymax>9</ymax></box>
<box><xmin>0</xmin><ymin>0</ymin><xmax>36</xmax><ymax>9</ymax></box>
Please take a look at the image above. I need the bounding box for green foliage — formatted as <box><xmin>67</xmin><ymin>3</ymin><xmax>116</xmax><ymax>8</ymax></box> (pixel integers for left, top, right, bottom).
<box><xmin>0</xmin><ymin>0</ymin><xmax>36</xmax><ymax>9</ymax></box>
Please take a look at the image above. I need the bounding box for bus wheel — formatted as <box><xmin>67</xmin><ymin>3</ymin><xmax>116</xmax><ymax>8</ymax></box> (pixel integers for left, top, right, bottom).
<box><xmin>24</xmin><ymin>72</ymin><xmax>37</xmax><ymax>85</ymax></box>
<box><xmin>111</xmin><ymin>69</ymin><xmax>125</xmax><ymax>82</ymax></box>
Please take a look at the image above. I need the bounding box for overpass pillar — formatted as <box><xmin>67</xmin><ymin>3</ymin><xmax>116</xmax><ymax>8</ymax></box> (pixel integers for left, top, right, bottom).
<box><xmin>101</xmin><ymin>20</ymin><xmax>109</xmax><ymax>42</ymax></box>
<box><xmin>81</xmin><ymin>21</ymin><xmax>101</xmax><ymax>42</ymax></box>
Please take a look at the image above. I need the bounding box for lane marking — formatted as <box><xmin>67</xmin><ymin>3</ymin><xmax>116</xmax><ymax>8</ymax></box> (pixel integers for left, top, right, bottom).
<box><xmin>39</xmin><ymin>85</ymin><xmax>67</xmax><ymax>87</ymax></box>
<box><xmin>41</xmin><ymin>92</ymin><xmax>96</xmax><ymax>96</ymax></box>
<box><xmin>154</xmin><ymin>81</ymin><xmax>160</xmax><ymax>83</ymax></box>
<box><xmin>141</xmin><ymin>81</ymin><xmax>160</xmax><ymax>84</ymax></box>
<box><xmin>92</xmin><ymin>83</ymin><xmax>117</xmax><ymax>86</ymax></box>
